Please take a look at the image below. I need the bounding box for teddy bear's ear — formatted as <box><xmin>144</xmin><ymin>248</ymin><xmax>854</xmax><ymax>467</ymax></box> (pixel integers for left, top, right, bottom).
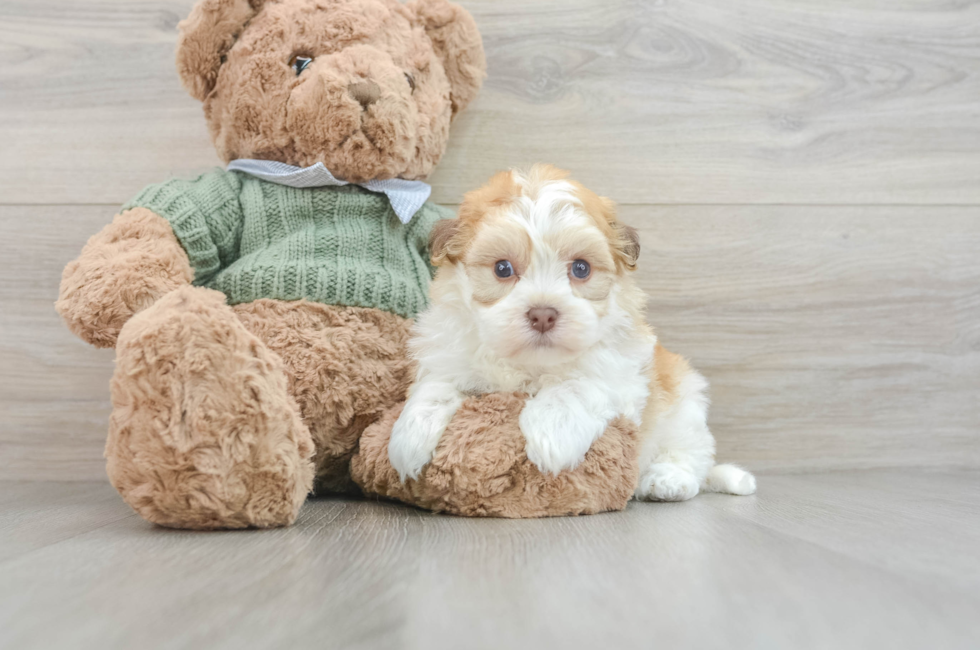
<box><xmin>408</xmin><ymin>0</ymin><xmax>486</xmax><ymax>115</ymax></box>
<box><xmin>176</xmin><ymin>0</ymin><xmax>264</xmax><ymax>101</ymax></box>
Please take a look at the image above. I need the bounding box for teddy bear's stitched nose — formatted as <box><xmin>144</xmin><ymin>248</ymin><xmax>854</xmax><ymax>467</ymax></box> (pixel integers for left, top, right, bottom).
<box><xmin>348</xmin><ymin>81</ymin><xmax>381</xmax><ymax>109</ymax></box>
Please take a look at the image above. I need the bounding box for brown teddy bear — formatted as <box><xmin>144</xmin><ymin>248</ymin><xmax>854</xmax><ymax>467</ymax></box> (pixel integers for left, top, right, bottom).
<box><xmin>56</xmin><ymin>0</ymin><xmax>486</xmax><ymax>529</ymax></box>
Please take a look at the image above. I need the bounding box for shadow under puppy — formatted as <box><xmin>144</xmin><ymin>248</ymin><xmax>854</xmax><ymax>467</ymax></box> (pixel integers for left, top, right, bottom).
<box><xmin>389</xmin><ymin>165</ymin><xmax>756</xmax><ymax>501</ymax></box>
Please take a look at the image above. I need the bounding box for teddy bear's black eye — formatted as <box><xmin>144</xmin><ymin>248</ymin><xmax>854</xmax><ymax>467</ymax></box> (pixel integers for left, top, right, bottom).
<box><xmin>290</xmin><ymin>55</ymin><xmax>313</xmax><ymax>76</ymax></box>
<box><xmin>404</xmin><ymin>72</ymin><xmax>416</xmax><ymax>92</ymax></box>
<box><xmin>494</xmin><ymin>260</ymin><xmax>514</xmax><ymax>279</ymax></box>
<box><xmin>571</xmin><ymin>259</ymin><xmax>591</xmax><ymax>279</ymax></box>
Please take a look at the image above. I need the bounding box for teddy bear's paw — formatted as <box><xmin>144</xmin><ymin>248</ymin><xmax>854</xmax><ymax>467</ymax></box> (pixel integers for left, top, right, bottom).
<box><xmin>106</xmin><ymin>286</ymin><xmax>315</xmax><ymax>530</ymax></box>
<box><xmin>635</xmin><ymin>463</ymin><xmax>701</xmax><ymax>502</ymax></box>
<box><xmin>56</xmin><ymin>208</ymin><xmax>192</xmax><ymax>349</ymax></box>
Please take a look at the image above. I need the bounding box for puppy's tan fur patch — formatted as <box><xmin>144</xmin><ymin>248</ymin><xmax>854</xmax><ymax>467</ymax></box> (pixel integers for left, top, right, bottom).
<box><xmin>434</xmin><ymin>165</ymin><xmax>638</xmax><ymax>275</ymax></box>
<box><xmin>465</xmin><ymin>217</ymin><xmax>532</xmax><ymax>305</ymax></box>
<box><xmin>432</xmin><ymin>170</ymin><xmax>521</xmax><ymax>265</ymax></box>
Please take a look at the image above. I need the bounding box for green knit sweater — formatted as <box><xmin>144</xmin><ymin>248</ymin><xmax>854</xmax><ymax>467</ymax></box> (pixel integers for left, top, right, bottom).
<box><xmin>124</xmin><ymin>169</ymin><xmax>452</xmax><ymax>318</ymax></box>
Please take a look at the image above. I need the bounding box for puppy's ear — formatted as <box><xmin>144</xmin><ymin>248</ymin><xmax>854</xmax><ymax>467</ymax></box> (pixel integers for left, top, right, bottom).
<box><xmin>176</xmin><ymin>0</ymin><xmax>264</xmax><ymax>101</ymax></box>
<box><xmin>409</xmin><ymin>0</ymin><xmax>486</xmax><ymax>115</ymax></box>
<box><xmin>613</xmin><ymin>224</ymin><xmax>641</xmax><ymax>271</ymax></box>
<box><xmin>429</xmin><ymin>218</ymin><xmax>462</xmax><ymax>266</ymax></box>
<box><xmin>581</xmin><ymin>190</ymin><xmax>641</xmax><ymax>272</ymax></box>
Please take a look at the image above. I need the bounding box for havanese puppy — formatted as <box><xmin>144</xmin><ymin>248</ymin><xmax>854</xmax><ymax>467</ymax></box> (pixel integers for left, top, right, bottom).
<box><xmin>388</xmin><ymin>165</ymin><xmax>756</xmax><ymax>501</ymax></box>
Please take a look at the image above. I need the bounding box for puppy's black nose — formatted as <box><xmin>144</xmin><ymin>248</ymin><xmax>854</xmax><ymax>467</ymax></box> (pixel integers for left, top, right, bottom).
<box><xmin>348</xmin><ymin>81</ymin><xmax>380</xmax><ymax>109</ymax></box>
<box><xmin>527</xmin><ymin>307</ymin><xmax>559</xmax><ymax>334</ymax></box>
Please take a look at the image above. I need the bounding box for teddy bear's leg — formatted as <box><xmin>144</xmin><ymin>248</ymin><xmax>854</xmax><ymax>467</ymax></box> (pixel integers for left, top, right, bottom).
<box><xmin>107</xmin><ymin>286</ymin><xmax>315</xmax><ymax>529</ymax></box>
<box><xmin>231</xmin><ymin>300</ymin><xmax>414</xmax><ymax>494</ymax></box>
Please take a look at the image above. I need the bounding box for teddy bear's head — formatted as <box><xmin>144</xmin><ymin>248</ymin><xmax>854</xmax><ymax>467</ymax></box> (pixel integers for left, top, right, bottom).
<box><xmin>176</xmin><ymin>0</ymin><xmax>485</xmax><ymax>182</ymax></box>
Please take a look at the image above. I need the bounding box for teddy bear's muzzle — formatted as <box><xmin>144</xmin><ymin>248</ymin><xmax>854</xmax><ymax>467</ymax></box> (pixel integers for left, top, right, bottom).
<box><xmin>348</xmin><ymin>80</ymin><xmax>381</xmax><ymax>109</ymax></box>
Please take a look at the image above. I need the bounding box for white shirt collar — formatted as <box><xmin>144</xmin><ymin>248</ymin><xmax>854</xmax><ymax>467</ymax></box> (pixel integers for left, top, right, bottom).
<box><xmin>226</xmin><ymin>159</ymin><xmax>431</xmax><ymax>224</ymax></box>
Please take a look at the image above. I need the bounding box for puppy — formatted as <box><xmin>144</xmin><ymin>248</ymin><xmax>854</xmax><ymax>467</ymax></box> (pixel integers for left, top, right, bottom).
<box><xmin>388</xmin><ymin>165</ymin><xmax>756</xmax><ymax>501</ymax></box>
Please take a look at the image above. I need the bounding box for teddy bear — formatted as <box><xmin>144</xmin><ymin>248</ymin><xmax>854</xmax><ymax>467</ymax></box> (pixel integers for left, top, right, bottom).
<box><xmin>55</xmin><ymin>0</ymin><xmax>486</xmax><ymax>529</ymax></box>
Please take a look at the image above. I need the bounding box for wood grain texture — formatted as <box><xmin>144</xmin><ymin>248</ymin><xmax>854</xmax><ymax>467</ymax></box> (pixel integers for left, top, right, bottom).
<box><xmin>1</xmin><ymin>472</ymin><xmax>978</xmax><ymax>649</ymax></box>
<box><xmin>0</xmin><ymin>482</ymin><xmax>135</xmax><ymax>564</ymax></box>
<box><xmin>624</xmin><ymin>205</ymin><xmax>980</xmax><ymax>471</ymax></box>
<box><xmin>1</xmin><ymin>0</ymin><xmax>978</xmax><ymax>478</ymax></box>
<box><xmin>2</xmin><ymin>204</ymin><xmax>977</xmax><ymax>480</ymax></box>
<box><xmin>1</xmin><ymin>0</ymin><xmax>979</xmax><ymax>205</ymax></box>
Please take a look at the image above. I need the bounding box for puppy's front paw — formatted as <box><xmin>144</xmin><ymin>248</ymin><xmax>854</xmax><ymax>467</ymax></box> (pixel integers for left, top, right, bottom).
<box><xmin>519</xmin><ymin>397</ymin><xmax>606</xmax><ymax>475</ymax></box>
<box><xmin>387</xmin><ymin>384</ymin><xmax>462</xmax><ymax>482</ymax></box>
<box><xmin>388</xmin><ymin>416</ymin><xmax>439</xmax><ymax>483</ymax></box>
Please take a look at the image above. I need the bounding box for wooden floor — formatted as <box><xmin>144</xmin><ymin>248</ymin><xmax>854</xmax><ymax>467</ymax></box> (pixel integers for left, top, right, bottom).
<box><xmin>1</xmin><ymin>471</ymin><xmax>978</xmax><ymax>650</ymax></box>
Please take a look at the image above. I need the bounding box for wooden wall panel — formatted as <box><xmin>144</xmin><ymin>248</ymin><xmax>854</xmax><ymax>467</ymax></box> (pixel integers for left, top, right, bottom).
<box><xmin>1</xmin><ymin>0</ymin><xmax>978</xmax><ymax>205</ymax></box>
<box><xmin>1</xmin><ymin>0</ymin><xmax>978</xmax><ymax>479</ymax></box>
<box><xmin>2</xmin><ymin>204</ymin><xmax>976</xmax><ymax>480</ymax></box>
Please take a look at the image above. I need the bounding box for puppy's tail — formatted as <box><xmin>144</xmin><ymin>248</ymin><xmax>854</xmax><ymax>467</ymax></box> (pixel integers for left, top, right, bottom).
<box><xmin>703</xmin><ymin>463</ymin><xmax>757</xmax><ymax>496</ymax></box>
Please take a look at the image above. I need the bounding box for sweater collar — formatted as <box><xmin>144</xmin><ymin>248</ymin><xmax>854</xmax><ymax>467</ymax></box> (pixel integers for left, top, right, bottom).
<box><xmin>226</xmin><ymin>159</ymin><xmax>431</xmax><ymax>224</ymax></box>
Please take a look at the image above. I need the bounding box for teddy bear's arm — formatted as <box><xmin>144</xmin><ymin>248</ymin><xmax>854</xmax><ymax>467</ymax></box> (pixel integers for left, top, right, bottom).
<box><xmin>56</xmin><ymin>208</ymin><xmax>193</xmax><ymax>348</ymax></box>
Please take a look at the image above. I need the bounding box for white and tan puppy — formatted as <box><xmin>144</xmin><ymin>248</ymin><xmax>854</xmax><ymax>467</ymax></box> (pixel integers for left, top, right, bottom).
<box><xmin>388</xmin><ymin>165</ymin><xmax>756</xmax><ymax>501</ymax></box>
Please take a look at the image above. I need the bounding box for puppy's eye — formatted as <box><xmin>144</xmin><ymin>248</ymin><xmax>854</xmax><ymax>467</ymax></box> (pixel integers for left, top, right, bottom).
<box><xmin>494</xmin><ymin>260</ymin><xmax>514</xmax><ymax>279</ymax></box>
<box><xmin>570</xmin><ymin>259</ymin><xmax>591</xmax><ymax>280</ymax></box>
<box><xmin>289</xmin><ymin>55</ymin><xmax>313</xmax><ymax>76</ymax></box>
<box><xmin>404</xmin><ymin>72</ymin><xmax>416</xmax><ymax>92</ymax></box>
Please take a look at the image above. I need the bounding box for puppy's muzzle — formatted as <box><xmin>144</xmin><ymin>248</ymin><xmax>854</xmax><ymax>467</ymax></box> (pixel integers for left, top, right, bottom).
<box><xmin>527</xmin><ymin>307</ymin><xmax>559</xmax><ymax>334</ymax></box>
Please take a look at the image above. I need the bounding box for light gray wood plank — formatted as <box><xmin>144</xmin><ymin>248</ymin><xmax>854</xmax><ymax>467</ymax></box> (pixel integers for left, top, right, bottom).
<box><xmin>1</xmin><ymin>0</ymin><xmax>979</xmax><ymax>205</ymax></box>
<box><xmin>740</xmin><ymin>470</ymin><xmax>980</xmax><ymax>592</ymax></box>
<box><xmin>0</xmin><ymin>204</ymin><xmax>117</xmax><ymax>480</ymax></box>
<box><xmin>2</xmin><ymin>204</ymin><xmax>978</xmax><ymax>480</ymax></box>
<box><xmin>625</xmin><ymin>205</ymin><xmax>980</xmax><ymax>471</ymax></box>
<box><xmin>0</xmin><ymin>482</ymin><xmax>134</xmax><ymax>564</ymax></box>
<box><xmin>0</xmin><ymin>471</ymin><xmax>977</xmax><ymax>650</ymax></box>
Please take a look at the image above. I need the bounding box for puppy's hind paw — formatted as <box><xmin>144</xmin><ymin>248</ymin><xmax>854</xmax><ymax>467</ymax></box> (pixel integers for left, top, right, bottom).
<box><xmin>635</xmin><ymin>464</ymin><xmax>700</xmax><ymax>502</ymax></box>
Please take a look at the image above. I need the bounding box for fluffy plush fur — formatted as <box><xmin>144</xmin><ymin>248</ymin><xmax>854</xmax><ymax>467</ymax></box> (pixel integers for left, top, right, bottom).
<box><xmin>232</xmin><ymin>299</ymin><xmax>414</xmax><ymax>494</ymax></box>
<box><xmin>107</xmin><ymin>286</ymin><xmax>315</xmax><ymax>529</ymax></box>
<box><xmin>56</xmin><ymin>209</ymin><xmax>194</xmax><ymax>348</ymax></box>
<box><xmin>178</xmin><ymin>0</ymin><xmax>485</xmax><ymax>181</ymax></box>
<box><xmin>106</xmin><ymin>287</ymin><xmax>415</xmax><ymax>528</ymax></box>
<box><xmin>351</xmin><ymin>394</ymin><xmax>640</xmax><ymax>517</ymax></box>
<box><xmin>56</xmin><ymin>0</ymin><xmax>485</xmax><ymax>529</ymax></box>
<box><xmin>388</xmin><ymin>165</ymin><xmax>757</xmax><ymax>502</ymax></box>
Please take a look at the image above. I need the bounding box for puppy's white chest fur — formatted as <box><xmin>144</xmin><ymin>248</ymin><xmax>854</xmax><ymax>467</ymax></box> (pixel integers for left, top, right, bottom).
<box><xmin>461</xmin><ymin>332</ymin><xmax>655</xmax><ymax>425</ymax></box>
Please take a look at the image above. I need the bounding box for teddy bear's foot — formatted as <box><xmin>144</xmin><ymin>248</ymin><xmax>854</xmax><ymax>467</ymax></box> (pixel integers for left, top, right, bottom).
<box><xmin>106</xmin><ymin>286</ymin><xmax>315</xmax><ymax>529</ymax></box>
